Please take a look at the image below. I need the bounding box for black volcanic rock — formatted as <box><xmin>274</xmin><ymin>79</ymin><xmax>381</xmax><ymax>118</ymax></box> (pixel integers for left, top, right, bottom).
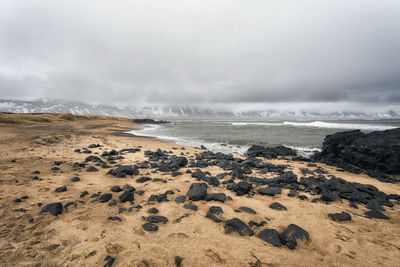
<box><xmin>224</xmin><ymin>218</ymin><xmax>254</xmax><ymax>236</ymax></box>
<box><xmin>364</xmin><ymin>210</ymin><xmax>389</xmax><ymax>220</ymax></box>
<box><xmin>86</xmin><ymin>166</ymin><xmax>98</xmax><ymax>172</ymax></box>
<box><xmin>174</xmin><ymin>195</ymin><xmax>187</xmax><ymax>203</ymax></box>
<box><xmin>205</xmin><ymin>193</ymin><xmax>226</xmax><ymax>203</ymax></box>
<box><xmin>258</xmin><ymin>229</ymin><xmax>282</xmax><ymax>247</ymax></box>
<box><xmin>328</xmin><ymin>212</ymin><xmax>352</xmax><ymax>221</ymax></box>
<box><xmin>279</xmin><ymin>224</ymin><xmax>309</xmax><ymax>250</ymax></box>
<box><xmin>142</xmin><ymin>222</ymin><xmax>158</xmax><ymax>231</ymax></box>
<box><xmin>311</xmin><ymin>128</ymin><xmax>400</xmax><ymax>182</ymax></box>
<box><xmin>269</xmin><ymin>202</ymin><xmax>287</xmax><ymax>211</ymax></box>
<box><xmin>41</xmin><ymin>202</ymin><xmax>63</xmax><ymax>216</ymax></box>
<box><xmin>147</xmin><ymin>207</ymin><xmax>159</xmax><ymax>214</ymax></box>
<box><xmin>55</xmin><ymin>186</ymin><xmax>67</xmax><ymax>193</ymax></box>
<box><xmin>146</xmin><ymin>215</ymin><xmax>168</xmax><ymax>224</ymax></box>
<box><xmin>100</xmin><ymin>193</ymin><xmax>113</xmax><ymax>203</ymax></box>
<box><xmin>247</xmin><ymin>145</ymin><xmax>296</xmax><ymax>159</ymax></box>
<box><xmin>119</xmin><ymin>191</ymin><xmax>134</xmax><ymax>202</ymax></box>
<box><xmin>183</xmin><ymin>204</ymin><xmax>198</xmax><ymax>211</ymax></box>
<box><xmin>136</xmin><ymin>176</ymin><xmax>152</xmax><ymax>183</ymax></box>
<box><xmin>186</xmin><ymin>183</ymin><xmax>208</xmax><ymax>201</ymax></box>
<box><xmin>231</xmin><ymin>182</ymin><xmax>252</xmax><ymax>196</ymax></box>
<box><xmin>110</xmin><ymin>186</ymin><xmax>122</xmax><ymax>192</ymax></box>
<box><xmin>70</xmin><ymin>177</ymin><xmax>80</xmax><ymax>182</ymax></box>
<box><xmin>258</xmin><ymin>187</ymin><xmax>282</xmax><ymax>196</ymax></box>
<box><xmin>239</xmin><ymin>206</ymin><xmax>256</xmax><ymax>214</ymax></box>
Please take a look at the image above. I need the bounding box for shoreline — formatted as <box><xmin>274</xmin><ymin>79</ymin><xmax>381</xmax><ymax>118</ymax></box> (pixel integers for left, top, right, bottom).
<box><xmin>0</xmin><ymin>113</ymin><xmax>399</xmax><ymax>266</ymax></box>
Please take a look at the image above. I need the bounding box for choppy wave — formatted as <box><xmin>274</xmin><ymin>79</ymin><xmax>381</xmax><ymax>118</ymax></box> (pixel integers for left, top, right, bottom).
<box><xmin>231</xmin><ymin>120</ymin><xmax>397</xmax><ymax>131</ymax></box>
<box><xmin>282</xmin><ymin>121</ymin><xmax>397</xmax><ymax>130</ymax></box>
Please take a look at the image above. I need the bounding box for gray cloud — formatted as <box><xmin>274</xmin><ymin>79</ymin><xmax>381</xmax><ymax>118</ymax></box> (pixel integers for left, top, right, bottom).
<box><xmin>0</xmin><ymin>0</ymin><xmax>399</xmax><ymax>109</ymax></box>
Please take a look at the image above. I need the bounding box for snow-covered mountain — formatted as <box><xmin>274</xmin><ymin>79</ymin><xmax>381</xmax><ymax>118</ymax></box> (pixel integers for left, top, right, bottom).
<box><xmin>0</xmin><ymin>99</ymin><xmax>399</xmax><ymax>120</ymax></box>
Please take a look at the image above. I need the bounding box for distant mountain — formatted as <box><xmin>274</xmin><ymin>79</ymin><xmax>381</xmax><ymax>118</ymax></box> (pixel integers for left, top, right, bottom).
<box><xmin>0</xmin><ymin>99</ymin><xmax>399</xmax><ymax>120</ymax></box>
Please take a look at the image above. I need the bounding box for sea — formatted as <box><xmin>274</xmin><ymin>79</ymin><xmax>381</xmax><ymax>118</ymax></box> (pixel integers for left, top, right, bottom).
<box><xmin>128</xmin><ymin>119</ymin><xmax>400</xmax><ymax>157</ymax></box>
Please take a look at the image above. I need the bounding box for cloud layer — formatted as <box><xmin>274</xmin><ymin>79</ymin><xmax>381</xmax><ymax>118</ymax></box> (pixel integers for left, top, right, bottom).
<box><xmin>0</xmin><ymin>0</ymin><xmax>399</xmax><ymax>108</ymax></box>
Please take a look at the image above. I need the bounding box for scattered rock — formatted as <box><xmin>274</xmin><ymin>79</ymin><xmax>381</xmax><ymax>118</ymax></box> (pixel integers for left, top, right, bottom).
<box><xmin>41</xmin><ymin>202</ymin><xmax>63</xmax><ymax>216</ymax></box>
<box><xmin>174</xmin><ymin>196</ymin><xmax>187</xmax><ymax>203</ymax></box>
<box><xmin>136</xmin><ymin>176</ymin><xmax>152</xmax><ymax>183</ymax></box>
<box><xmin>328</xmin><ymin>212</ymin><xmax>352</xmax><ymax>221</ymax></box>
<box><xmin>269</xmin><ymin>202</ymin><xmax>287</xmax><ymax>211</ymax></box>
<box><xmin>258</xmin><ymin>187</ymin><xmax>282</xmax><ymax>196</ymax></box>
<box><xmin>55</xmin><ymin>186</ymin><xmax>67</xmax><ymax>193</ymax></box>
<box><xmin>224</xmin><ymin>218</ymin><xmax>254</xmax><ymax>236</ymax></box>
<box><xmin>70</xmin><ymin>177</ymin><xmax>80</xmax><ymax>182</ymax></box>
<box><xmin>209</xmin><ymin>206</ymin><xmax>223</xmax><ymax>214</ymax></box>
<box><xmin>186</xmin><ymin>183</ymin><xmax>208</xmax><ymax>201</ymax></box>
<box><xmin>100</xmin><ymin>193</ymin><xmax>113</xmax><ymax>203</ymax></box>
<box><xmin>119</xmin><ymin>191</ymin><xmax>134</xmax><ymax>202</ymax></box>
<box><xmin>205</xmin><ymin>193</ymin><xmax>226</xmax><ymax>203</ymax></box>
<box><xmin>279</xmin><ymin>224</ymin><xmax>309</xmax><ymax>250</ymax></box>
<box><xmin>146</xmin><ymin>215</ymin><xmax>168</xmax><ymax>224</ymax></box>
<box><xmin>258</xmin><ymin>229</ymin><xmax>282</xmax><ymax>247</ymax></box>
<box><xmin>239</xmin><ymin>206</ymin><xmax>256</xmax><ymax>214</ymax></box>
<box><xmin>206</xmin><ymin>211</ymin><xmax>224</xmax><ymax>223</ymax></box>
<box><xmin>110</xmin><ymin>186</ymin><xmax>122</xmax><ymax>192</ymax></box>
<box><xmin>147</xmin><ymin>208</ymin><xmax>159</xmax><ymax>214</ymax></box>
<box><xmin>142</xmin><ymin>222</ymin><xmax>159</xmax><ymax>231</ymax></box>
<box><xmin>364</xmin><ymin>210</ymin><xmax>389</xmax><ymax>220</ymax></box>
<box><xmin>86</xmin><ymin>166</ymin><xmax>98</xmax><ymax>172</ymax></box>
<box><xmin>183</xmin><ymin>204</ymin><xmax>198</xmax><ymax>211</ymax></box>
<box><xmin>107</xmin><ymin>216</ymin><xmax>122</xmax><ymax>222</ymax></box>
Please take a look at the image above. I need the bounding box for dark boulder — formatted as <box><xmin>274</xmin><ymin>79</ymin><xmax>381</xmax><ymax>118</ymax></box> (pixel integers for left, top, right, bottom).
<box><xmin>70</xmin><ymin>177</ymin><xmax>80</xmax><ymax>182</ymax></box>
<box><xmin>247</xmin><ymin>145</ymin><xmax>296</xmax><ymax>159</ymax></box>
<box><xmin>239</xmin><ymin>206</ymin><xmax>256</xmax><ymax>214</ymax></box>
<box><xmin>231</xmin><ymin>182</ymin><xmax>252</xmax><ymax>196</ymax></box>
<box><xmin>183</xmin><ymin>204</ymin><xmax>198</xmax><ymax>211</ymax></box>
<box><xmin>55</xmin><ymin>186</ymin><xmax>67</xmax><ymax>193</ymax></box>
<box><xmin>107</xmin><ymin>216</ymin><xmax>122</xmax><ymax>222</ymax></box>
<box><xmin>148</xmin><ymin>193</ymin><xmax>168</xmax><ymax>203</ymax></box>
<box><xmin>258</xmin><ymin>229</ymin><xmax>282</xmax><ymax>247</ymax></box>
<box><xmin>99</xmin><ymin>193</ymin><xmax>112</xmax><ymax>203</ymax></box>
<box><xmin>206</xmin><ymin>211</ymin><xmax>223</xmax><ymax>223</ymax></box>
<box><xmin>123</xmin><ymin>184</ymin><xmax>136</xmax><ymax>192</ymax></box>
<box><xmin>80</xmin><ymin>191</ymin><xmax>89</xmax><ymax>197</ymax></box>
<box><xmin>174</xmin><ymin>195</ymin><xmax>187</xmax><ymax>203</ymax></box>
<box><xmin>110</xmin><ymin>186</ymin><xmax>122</xmax><ymax>192</ymax></box>
<box><xmin>186</xmin><ymin>183</ymin><xmax>208</xmax><ymax>201</ymax></box>
<box><xmin>136</xmin><ymin>176</ymin><xmax>152</xmax><ymax>183</ymax></box>
<box><xmin>209</xmin><ymin>206</ymin><xmax>223</xmax><ymax>214</ymax></box>
<box><xmin>279</xmin><ymin>224</ymin><xmax>309</xmax><ymax>250</ymax></box>
<box><xmin>311</xmin><ymin>128</ymin><xmax>400</xmax><ymax>182</ymax></box>
<box><xmin>224</xmin><ymin>218</ymin><xmax>254</xmax><ymax>236</ymax></box>
<box><xmin>364</xmin><ymin>210</ymin><xmax>389</xmax><ymax>220</ymax></box>
<box><xmin>41</xmin><ymin>202</ymin><xmax>63</xmax><ymax>216</ymax></box>
<box><xmin>119</xmin><ymin>191</ymin><xmax>134</xmax><ymax>202</ymax></box>
<box><xmin>258</xmin><ymin>187</ymin><xmax>282</xmax><ymax>196</ymax></box>
<box><xmin>142</xmin><ymin>223</ymin><xmax>158</xmax><ymax>231</ymax></box>
<box><xmin>269</xmin><ymin>202</ymin><xmax>287</xmax><ymax>211</ymax></box>
<box><xmin>147</xmin><ymin>208</ymin><xmax>159</xmax><ymax>214</ymax></box>
<box><xmin>205</xmin><ymin>193</ymin><xmax>226</xmax><ymax>203</ymax></box>
<box><xmin>86</xmin><ymin>166</ymin><xmax>98</xmax><ymax>172</ymax></box>
<box><xmin>146</xmin><ymin>215</ymin><xmax>168</xmax><ymax>224</ymax></box>
<box><xmin>328</xmin><ymin>212</ymin><xmax>352</xmax><ymax>221</ymax></box>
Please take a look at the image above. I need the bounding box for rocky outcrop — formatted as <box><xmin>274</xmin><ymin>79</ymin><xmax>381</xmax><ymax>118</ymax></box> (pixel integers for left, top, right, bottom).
<box><xmin>311</xmin><ymin>128</ymin><xmax>400</xmax><ymax>182</ymax></box>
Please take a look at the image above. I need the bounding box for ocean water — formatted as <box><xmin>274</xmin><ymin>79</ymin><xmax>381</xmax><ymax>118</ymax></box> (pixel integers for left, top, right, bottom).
<box><xmin>128</xmin><ymin>119</ymin><xmax>400</xmax><ymax>157</ymax></box>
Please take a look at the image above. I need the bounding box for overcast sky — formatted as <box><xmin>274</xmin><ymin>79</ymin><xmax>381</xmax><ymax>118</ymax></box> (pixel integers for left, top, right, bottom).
<box><xmin>0</xmin><ymin>0</ymin><xmax>399</xmax><ymax>111</ymax></box>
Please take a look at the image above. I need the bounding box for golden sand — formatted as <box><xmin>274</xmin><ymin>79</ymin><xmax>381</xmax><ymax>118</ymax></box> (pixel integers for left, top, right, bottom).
<box><xmin>0</xmin><ymin>113</ymin><xmax>399</xmax><ymax>266</ymax></box>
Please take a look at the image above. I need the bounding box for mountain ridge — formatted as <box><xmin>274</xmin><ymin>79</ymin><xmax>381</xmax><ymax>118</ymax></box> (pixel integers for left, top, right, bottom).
<box><xmin>0</xmin><ymin>98</ymin><xmax>399</xmax><ymax>120</ymax></box>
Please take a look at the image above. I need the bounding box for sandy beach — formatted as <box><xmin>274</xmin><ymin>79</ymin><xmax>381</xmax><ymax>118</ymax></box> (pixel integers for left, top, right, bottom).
<box><xmin>0</xmin><ymin>112</ymin><xmax>399</xmax><ymax>267</ymax></box>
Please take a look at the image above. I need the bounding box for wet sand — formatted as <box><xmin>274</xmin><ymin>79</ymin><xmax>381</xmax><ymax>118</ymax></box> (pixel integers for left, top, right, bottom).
<box><xmin>0</xmin><ymin>112</ymin><xmax>399</xmax><ymax>267</ymax></box>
